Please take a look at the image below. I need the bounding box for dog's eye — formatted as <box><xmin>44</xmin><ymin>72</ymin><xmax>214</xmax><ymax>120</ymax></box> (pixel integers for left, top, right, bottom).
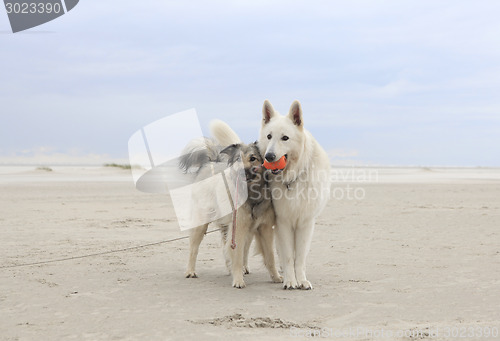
<box><xmin>267</xmin><ymin>134</ymin><xmax>272</xmax><ymax>140</ymax></box>
<box><xmin>249</xmin><ymin>156</ymin><xmax>256</xmax><ymax>162</ymax></box>
<box><xmin>282</xmin><ymin>135</ymin><xmax>289</xmax><ymax>141</ymax></box>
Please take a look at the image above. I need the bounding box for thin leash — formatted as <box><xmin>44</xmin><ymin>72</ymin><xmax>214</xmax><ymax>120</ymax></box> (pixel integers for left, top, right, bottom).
<box><xmin>0</xmin><ymin>228</ymin><xmax>222</xmax><ymax>270</ymax></box>
<box><xmin>3</xmin><ymin>166</ymin><xmax>244</xmax><ymax>269</ymax></box>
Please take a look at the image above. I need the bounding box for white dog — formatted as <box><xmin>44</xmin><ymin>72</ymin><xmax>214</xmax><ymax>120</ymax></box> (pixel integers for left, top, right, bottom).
<box><xmin>258</xmin><ymin>100</ymin><xmax>331</xmax><ymax>289</ymax></box>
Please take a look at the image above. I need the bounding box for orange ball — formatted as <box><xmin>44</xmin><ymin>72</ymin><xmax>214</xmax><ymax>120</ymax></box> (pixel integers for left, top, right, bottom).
<box><xmin>263</xmin><ymin>155</ymin><xmax>287</xmax><ymax>170</ymax></box>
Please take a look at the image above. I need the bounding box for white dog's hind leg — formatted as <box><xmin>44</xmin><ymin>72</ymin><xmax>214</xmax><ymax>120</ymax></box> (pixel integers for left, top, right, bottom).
<box><xmin>294</xmin><ymin>220</ymin><xmax>315</xmax><ymax>289</ymax></box>
<box><xmin>275</xmin><ymin>223</ymin><xmax>298</xmax><ymax>289</ymax></box>
<box><xmin>185</xmin><ymin>224</ymin><xmax>209</xmax><ymax>278</ymax></box>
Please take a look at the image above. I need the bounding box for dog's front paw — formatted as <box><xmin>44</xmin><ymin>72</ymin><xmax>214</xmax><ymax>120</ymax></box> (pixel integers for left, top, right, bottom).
<box><xmin>298</xmin><ymin>279</ymin><xmax>313</xmax><ymax>290</ymax></box>
<box><xmin>185</xmin><ymin>270</ymin><xmax>198</xmax><ymax>278</ymax></box>
<box><xmin>244</xmin><ymin>266</ymin><xmax>250</xmax><ymax>275</ymax></box>
<box><xmin>270</xmin><ymin>272</ymin><xmax>283</xmax><ymax>283</ymax></box>
<box><xmin>232</xmin><ymin>278</ymin><xmax>246</xmax><ymax>289</ymax></box>
<box><xmin>283</xmin><ymin>278</ymin><xmax>298</xmax><ymax>289</ymax></box>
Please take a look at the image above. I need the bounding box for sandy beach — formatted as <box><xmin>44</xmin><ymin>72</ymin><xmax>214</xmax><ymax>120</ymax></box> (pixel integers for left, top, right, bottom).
<box><xmin>1</xmin><ymin>166</ymin><xmax>499</xmax><ymax>340</ymax></box>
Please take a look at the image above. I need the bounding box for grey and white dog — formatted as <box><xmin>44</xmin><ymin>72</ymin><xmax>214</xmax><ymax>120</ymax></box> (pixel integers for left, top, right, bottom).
<box><xmin>179</xmin><ymin>121</ymin><xmax>282</xmax><ymax>288</ymax></box>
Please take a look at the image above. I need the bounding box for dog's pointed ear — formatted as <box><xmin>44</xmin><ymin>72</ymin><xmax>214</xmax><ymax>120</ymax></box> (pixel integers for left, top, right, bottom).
<box><xmin>288</xmin><ymin>100</ymin><xmax>303</xmax><ymax>129</ymax></box>
<box><xmin>262</xmin><ymin>99</ymin><xmax>276</xmax><ymax>125</ymax></box>
<box><xmin>221</xmin><ymin>143</ymin><xmax>241</xmax><ymax>165</ymax></box>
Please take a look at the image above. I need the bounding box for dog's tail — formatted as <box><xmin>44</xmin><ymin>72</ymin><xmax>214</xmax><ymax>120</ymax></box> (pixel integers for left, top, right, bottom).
<box><xmin>210</xmin><ymin>120</ymin><xmax>241</xmax><ymax>146</ymax></box>
<box><xmin>178</xmin><ymin>137</ymin><xmax>222</xmax><ymax>173</ymax></box>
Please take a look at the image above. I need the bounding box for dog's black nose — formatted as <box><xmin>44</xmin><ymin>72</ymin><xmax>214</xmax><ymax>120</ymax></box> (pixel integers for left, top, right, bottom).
<box><xmin>265</xmin><ymin>153</ymin><xmax>276</xmax><ymax>162</ymax></box>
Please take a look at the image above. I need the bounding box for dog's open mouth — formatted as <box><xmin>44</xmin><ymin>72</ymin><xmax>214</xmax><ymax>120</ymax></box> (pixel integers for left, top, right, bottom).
<box><xmin>270</xmin><ymin>154</ymin><xmax>287</xmax><ymax>175</ymax></box>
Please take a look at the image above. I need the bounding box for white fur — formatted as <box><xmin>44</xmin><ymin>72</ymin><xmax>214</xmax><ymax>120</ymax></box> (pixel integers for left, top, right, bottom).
<box><xmin>259</xmin><ymin>100</ymin><xmax>331</xmax><ymax>289</ymax></box>
<box><xmin>210</xmin><ymin>119</ymin><xmax>242</xmax><ymax>146</ymax></box>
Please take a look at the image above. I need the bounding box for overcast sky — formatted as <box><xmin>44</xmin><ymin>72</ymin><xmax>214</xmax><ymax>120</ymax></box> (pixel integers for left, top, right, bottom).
<box><xmin>1</xmin><ymin>1</ymin><xmax>499</xmax><ymax>166</ymax></box>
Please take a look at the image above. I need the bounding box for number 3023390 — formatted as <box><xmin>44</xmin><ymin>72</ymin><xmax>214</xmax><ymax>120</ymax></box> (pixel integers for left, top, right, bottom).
<box><xmin>5</xmin><ymin>2</ymin><xmax>62</xmax><ymax>14</ymax></box>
